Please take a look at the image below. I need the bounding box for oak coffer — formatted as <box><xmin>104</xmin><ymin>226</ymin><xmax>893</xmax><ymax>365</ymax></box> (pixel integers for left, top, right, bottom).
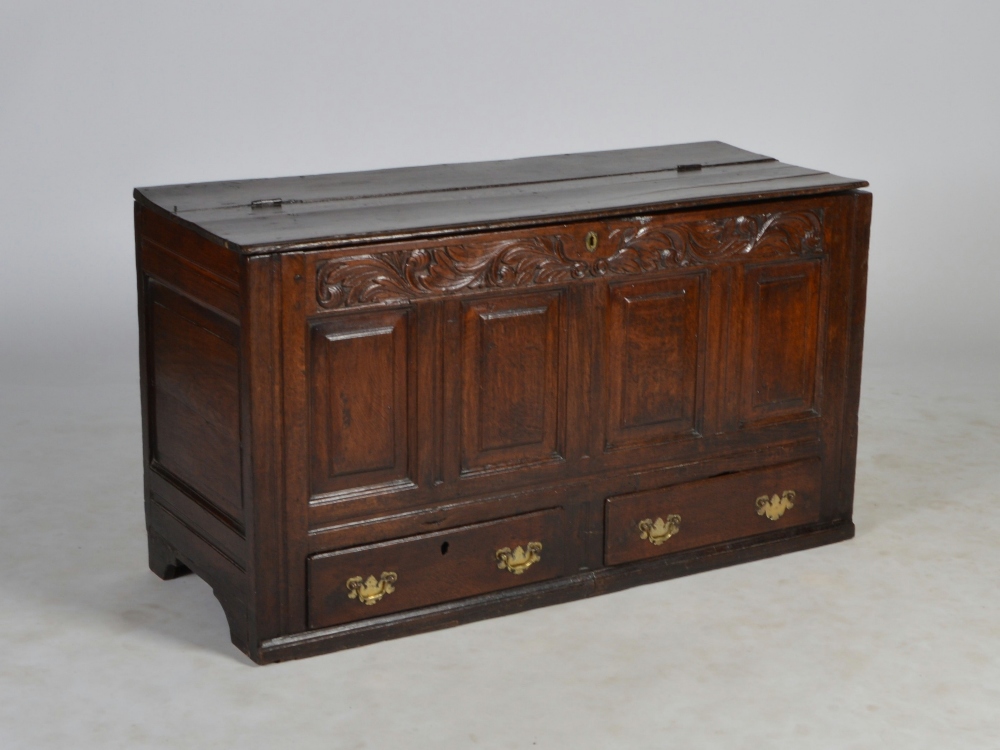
<box><xmin>134</xmin><ymin>142</ymin><xmax>871</xmax><ymax>663</ymax></box>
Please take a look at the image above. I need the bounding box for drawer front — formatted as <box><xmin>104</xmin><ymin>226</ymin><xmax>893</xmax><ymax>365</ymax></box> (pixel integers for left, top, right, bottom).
<box><xmin>605</xmin><ymin>459</ymin><xmax>822</xmax><ymax>565</ymax></box>
<box><xmin>308</xmin><ymin>508</ymin><xmax>570</xmax><ymax>629</ymax></box>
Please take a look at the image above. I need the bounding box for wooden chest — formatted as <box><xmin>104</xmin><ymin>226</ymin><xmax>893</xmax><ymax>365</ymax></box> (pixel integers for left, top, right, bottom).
<box><xmin>134</xmin><ymin>142</ymin><xmax>871</xmax><ymax>663</ymax></box>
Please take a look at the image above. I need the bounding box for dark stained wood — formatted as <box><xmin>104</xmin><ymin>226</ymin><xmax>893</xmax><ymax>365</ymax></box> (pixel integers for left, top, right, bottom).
<box><xmin>460</xmin><ymin>291</ymin><xmax>565</xmax><ymax>472</ymax></box>
<box><xmin>135</xmin><ymin>142</ymin><xmax>866</xmax><ymax>252</ymax></box>
<box><xmin>241</xmin><ymin>253</ymin><xmax>285</xmax><ymax>647</ymax></box>
<box><xmin>308</xmin><ymin>310</ymin><xmax>413</xmax><ymax>495</ymax></box>
<box><xmin>304</xmin><ymin>439</ymin><xmax>820</xmax><ymax>553</ymax></box>
<box><xmin>262</xmin><ymin>519</ymin><xmax>854</xmax><ymax>663</ymax></box>
<box><xmin>149</xmin><ymin>472</ymin><xmax>246</xmax><ymax>567</ymax></box>
<box><xmin>134</xmin><ymin>143</ymin><xmax>871</xmax><ymax>664</ymax></box>
<box><xmin>140</xmin><ymin>142</ymin><xmax>775</xmax><ymax>214</ymax></box>
<box><xmin>605</xmin><ymin>273</ymin><xmax>707</xmax><ymax>449</ymax></box>
<box><xmin>739</xmin><ymin>259</ymin><xmax>823</xmax><ymax>426</ymax></box>
<box><xmin>307</xmin><ymin>508</ymin><xmax>569</xmax><ymax>629</ymax></box>
<box><xmin>835</xmin><ymin>192</ymin><xmax>873</xmax><ymax>519</ymax></box>
<box><xmin>279</xmin><ymin>252</ymin><xmax>313</xmax><ymax>633</ymax></box>
<box><xmin>146</xmin><ymin>498</ymin><xmax>249</xmax><ymax>652</ymax></box>
<box><xmin>147</xmin><ymin>527</ymin><xmax>190</xmax><ymax>581</ymax></box>
<box><xmin>138</xmin><ymin>206</ymin><xmax>240</xmax><ymax>283</ymax></box>
<box><xmin>148</xmin><ymin>282</ymin><xmax>243</xmax><ymax>525</ymax></box>
<box><xmin>140</xmin><ymin>240</ymin><xmax>240</xmax><ymax>321</ymax></box>
<box><xmin>604</xmin><ymin>458</ymin><xmax>823</xmax><ymax>566</ymax></box>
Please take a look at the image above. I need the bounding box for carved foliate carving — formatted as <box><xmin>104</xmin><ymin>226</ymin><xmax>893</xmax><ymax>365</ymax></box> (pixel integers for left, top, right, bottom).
<box><xmin>316</xmin><ymin>238</ymin><xmax>577</xmax><ymax>309</ymax></box>
<box><xmin>612</xmin><ymin>209</ymin><xmax>824</xmax><ymax>268</ymax></box>
<box><xmin>316</xmin><ymin>209</ymin><xmax>824</xmax><ymax>309</ymax></box>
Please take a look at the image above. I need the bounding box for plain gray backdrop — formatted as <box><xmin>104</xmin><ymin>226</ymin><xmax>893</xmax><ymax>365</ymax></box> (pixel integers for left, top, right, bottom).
<box><xmin>2</xmin><ymin>3</ymin><xmax>1000</xmax><ymax>748</ymax></box>
<box><xmin>2</xmin><ymin>0</ymin><xmax>998</xmax><ymax>384</ymax></box>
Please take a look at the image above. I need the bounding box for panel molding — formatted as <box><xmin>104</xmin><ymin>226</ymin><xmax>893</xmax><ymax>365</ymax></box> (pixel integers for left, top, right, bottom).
<box><xmin>604</xmin><ymin>273</ymin><xmax>709</xmax><ymax>451</ymax></box>
<box><xmin>308</xmin><ymin>309</ymin><xmax>414</xmax><ymax>496</ymax></box>
<box><xmin>459</xmin><ymin>290</ymin><xmax>567</xmax><ymax>475</ymax></box>
<box><xmin>740</xmin><ymin>259</ymin><xmax>823</xmax><ymax>427</ymax></box>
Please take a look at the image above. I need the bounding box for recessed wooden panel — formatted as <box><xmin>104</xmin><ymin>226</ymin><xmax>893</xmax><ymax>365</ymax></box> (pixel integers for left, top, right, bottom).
<box><xmin>605</xmin><ymin>274</ymin><xmax>706</xmax><ymax>449</ymax></box>
<box><xmin>148</xmin><ymin>282</ymin><xmax>242</xmax><ymax>523</ymax></box>
<box><xmin>309</xmin><ymin>310</ymin><xmax>412</xmax><ymax>495</ymax></box>
<box><xmin>460</xmin><ymin>291</ymin><xmax>565</xmax><ymax>472</ymax></box>
<box><xmin>741</xmin><ymin>260</ymin><xmax>822</xmax><ymax>425</ymax></box>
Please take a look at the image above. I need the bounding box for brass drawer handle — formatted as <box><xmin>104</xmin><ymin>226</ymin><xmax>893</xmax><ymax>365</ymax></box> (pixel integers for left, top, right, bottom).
<box><xmin>496</xmin><ymin>542</ymin><xmax>542</xmax><ymax>574</ymax></box>
<box><xmin>638</xmin><ymin>515</ymin><xmax>681</xmax><ymax>545</ymax></box>
<box><xmin>756</xmin><ymin>490</ymin><xmax>796</xmax><ymax>521</ymax></box>
<box><xmin>346</xmin><ymin>572</ymin><xmax>397</xmax><ymax>605</ymax></box>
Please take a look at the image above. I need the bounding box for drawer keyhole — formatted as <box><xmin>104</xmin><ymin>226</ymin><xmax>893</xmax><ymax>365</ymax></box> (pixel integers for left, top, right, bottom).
<box><xmin>441</xmin><ymin>541</ymin><xmax>449</xmax><ymax>555</ymax></box>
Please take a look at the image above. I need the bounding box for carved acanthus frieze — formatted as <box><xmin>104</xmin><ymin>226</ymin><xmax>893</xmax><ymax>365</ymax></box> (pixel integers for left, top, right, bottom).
<box><xmin>316</xmin><ymin>209</ymin><xmax>824</xmax><ymax>309</ymax></box>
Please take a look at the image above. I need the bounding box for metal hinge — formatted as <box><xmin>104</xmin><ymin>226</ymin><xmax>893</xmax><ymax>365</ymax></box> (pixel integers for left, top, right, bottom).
<box><xmin>250</xmin><ymin>198</ymin><xmax>283</xmax><ymax>209</ymax></box>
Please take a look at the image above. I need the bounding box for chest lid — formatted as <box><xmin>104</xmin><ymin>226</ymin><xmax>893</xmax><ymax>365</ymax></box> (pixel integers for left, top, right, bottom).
<box><xmin>134</xmin><ymin>141</ymin><xmax>866</xmax><ymax>254</ymax></box>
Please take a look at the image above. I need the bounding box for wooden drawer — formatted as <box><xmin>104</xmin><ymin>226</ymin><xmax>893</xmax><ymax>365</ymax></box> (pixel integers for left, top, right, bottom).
<box><xmin>605</xmin><ymin>459</ymin><xmax>823</xmax><ymax>565</ymax></box>
<box><xmin>308</xmin><ymin>508</ymin><xmax>570</xmax><ymax>629</ymax></box>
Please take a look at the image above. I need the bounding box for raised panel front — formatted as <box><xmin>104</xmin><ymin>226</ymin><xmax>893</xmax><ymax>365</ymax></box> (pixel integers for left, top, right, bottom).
<box><xmin>309</xmin><ymin>309</ymin><xmax>412</xmax><ymax>495</ymax></box>
<box><xmin>460</xmin><ymin>291</ymin><xmax>565</xmax><ymax>473</ymax></box>
<box><xmin>605</xmin><ymin>273</ymin><xmax>707</xmax><ymax>450</ymax></box>
<box><xmin>741</xmin><ymin>260</ymin><xmax>822</xmax><ymax>426</ymax></box>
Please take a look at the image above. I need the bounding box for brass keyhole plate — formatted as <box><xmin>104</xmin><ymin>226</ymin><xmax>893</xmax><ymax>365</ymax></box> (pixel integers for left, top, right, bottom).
<box><xmin>585</xmin><ymin>231</ymin><xmax>599</xmax><ymax>252</ymax></box>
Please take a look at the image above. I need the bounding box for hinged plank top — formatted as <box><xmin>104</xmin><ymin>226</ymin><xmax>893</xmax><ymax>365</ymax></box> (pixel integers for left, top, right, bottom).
<box><xmin>135</xmin><ymin>141</ymin><xmax>866</xmax><ymax>253</ymax></box>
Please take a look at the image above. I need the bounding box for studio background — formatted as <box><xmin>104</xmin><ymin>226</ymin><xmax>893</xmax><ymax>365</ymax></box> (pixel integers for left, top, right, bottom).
<box><xmin>2</xmin><ymin>2</ymin><xmax>998</xmax><ymax>748</ymax></box>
